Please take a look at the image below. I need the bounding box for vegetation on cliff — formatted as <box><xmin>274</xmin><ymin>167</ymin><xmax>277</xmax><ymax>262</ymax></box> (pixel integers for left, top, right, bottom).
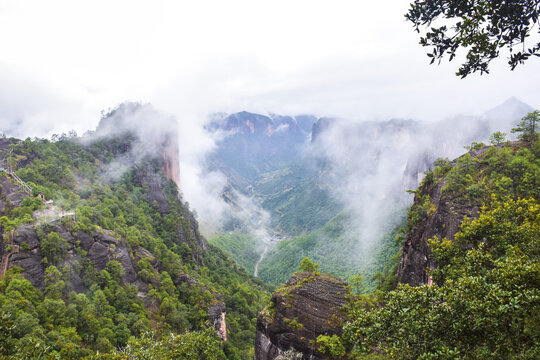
<box><xmin>340</xmin><ymin>122</ymin><xmax>540</xmax><ymax>359</ymax></box>
<box><xmin>255</xmin><ymin>264</ymin><xmax>349</xmax><ymax>360</ymax></box>
<box><xmin>344</xmin><ymin>196</ymin><xmax>539</xmax><ymax>359</ymax></box>
<box><xmin>0</xmin><ymin>118</ymin><xmax>271</xmax><ymax>359</ymax></box>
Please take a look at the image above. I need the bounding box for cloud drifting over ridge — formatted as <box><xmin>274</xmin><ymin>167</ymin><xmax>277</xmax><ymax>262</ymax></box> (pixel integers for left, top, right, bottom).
<box><xmin>1</xmin><ymin>1</ymin><xmax>540</xmax><ymax>238</ymax></box>
<box><xmin>1</xmin><ymin>0</ymin><xmax>540</xmax><ymax>141</ymax></box>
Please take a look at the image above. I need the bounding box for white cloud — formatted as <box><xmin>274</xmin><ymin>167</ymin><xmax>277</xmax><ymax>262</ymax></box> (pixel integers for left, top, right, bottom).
<box><xmin>1</xmin><ymin>0</ymin><xmax>539</xmax><ymax>138</ymax></box>
<box><xmin>1</xmin><ymin>0</ymin><xmax>539</xmax><ymax>229</ymax></box>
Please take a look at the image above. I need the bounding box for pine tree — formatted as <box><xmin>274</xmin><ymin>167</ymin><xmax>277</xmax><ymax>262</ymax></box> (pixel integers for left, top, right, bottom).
<box><xmin>512</xmin><ymin>110</ymin><xmax>539</xmax><ymax>142</ymax></box>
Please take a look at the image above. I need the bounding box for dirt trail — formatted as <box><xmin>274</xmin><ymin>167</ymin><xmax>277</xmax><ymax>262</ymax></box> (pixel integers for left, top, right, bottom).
<box><xmin>33</xmin><ymin>205</ymin><xmax>74</xmax><ymax>223</ymax></box>
<box><xmin>254</xmin><ymin>245</ymin><xmax>268</xmax><ymax>277</ymax></box>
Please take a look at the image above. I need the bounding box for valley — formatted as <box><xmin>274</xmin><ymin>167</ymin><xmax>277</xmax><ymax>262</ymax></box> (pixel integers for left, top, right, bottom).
<box><xmin>2</xmin><ymin>2</ymin><xmax>539</xmax><ymax>359</ymax></box>
<box><xmin>203</xmin><ymin>98</ymin><xmax>533</xmax><ymax>289</ymax></box>
<box><xmin>0</xmin><ymin>100</ymin><xmax>537</xmax><ymax>359</ymax></box>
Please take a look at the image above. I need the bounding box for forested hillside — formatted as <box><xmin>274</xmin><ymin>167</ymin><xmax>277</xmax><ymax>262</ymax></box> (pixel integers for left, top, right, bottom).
<box><xmin>339</xmin><ymin>127</ymin><xmax>540</xmax><ymax>359</ymax></box>
<box><xmin>253</xmin><ymin>119</ymin><xmax>539</xmax><ymax>359</ymax></box>
<box><xmin>258</xmin><ymin>210</ymin><xmax>403</xmax><ymax>290</ymax></box>
<box><xmin>0</xmin><ymin>104</ymin><xmax>271</xmax><ymax>359</ymax></box>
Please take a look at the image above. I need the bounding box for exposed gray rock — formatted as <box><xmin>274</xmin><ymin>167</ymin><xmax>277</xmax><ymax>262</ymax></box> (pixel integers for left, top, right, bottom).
<box><xmin>397</xmin><ymin>148</ymin><xmax>493</xmax><ymax>286</ymax></box>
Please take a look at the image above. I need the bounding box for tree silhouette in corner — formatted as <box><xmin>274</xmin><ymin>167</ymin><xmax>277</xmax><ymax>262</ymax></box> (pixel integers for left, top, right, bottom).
<box><xmin>406</xmin><ymin>0</ymin><xmax>540</xmax><ymax>77</ymax></box>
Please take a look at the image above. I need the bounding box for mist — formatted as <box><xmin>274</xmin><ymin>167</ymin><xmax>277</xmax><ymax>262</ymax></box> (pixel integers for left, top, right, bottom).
<box><xmin>1</xmin><ymin>0</ymin><xmax>539</xmax><ymax>279</ymax></box>
<box><xmin>307</xmin><ymin>97</ymin><xmax>532</xmax><ymax>260</ymax></box>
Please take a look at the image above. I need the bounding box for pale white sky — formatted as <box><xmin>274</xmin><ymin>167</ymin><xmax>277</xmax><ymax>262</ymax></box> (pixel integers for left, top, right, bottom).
<box><xmin>1</xmin><ymin>0</ymin><xmax>540</xmax><ymax>138</ymax></box>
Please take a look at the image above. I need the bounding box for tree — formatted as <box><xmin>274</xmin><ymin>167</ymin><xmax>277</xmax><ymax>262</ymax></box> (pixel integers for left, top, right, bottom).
<box><xmin>348</xmin><ymin>274</ymin><xmax>366</xmax><ymax>295</ymax></box>
<box><xmin>406</xmin><ymin>1</ymin><xmax>540</xmax><ymax>77</ymax></box>
<box><xmin>489</xmin><ymin>131</ymin><xmax>506</xmax><ymax>145</ymax></box>
<box><xmin>512</xmin><ymin>110</ymin><xmax>539</xmax><ymax>142</ymax></box>
<box><xmin>298</xmin><ymin>257</ymin><xmax>319</xmax><ymax>273</ymax></box>
<box><xmin>40</xmin><ymin>232</ymin><xmax>68</xmax><ymax>264</ymax></box>
<box><xmin>343</xmin><ymin>197</ymin><xmax>540</xmax><ymax>359</ymax></box>
<box><xmin>44</xmin><ymin>265</ymin><xmax>65</xmax><ymax>299</ymax></box>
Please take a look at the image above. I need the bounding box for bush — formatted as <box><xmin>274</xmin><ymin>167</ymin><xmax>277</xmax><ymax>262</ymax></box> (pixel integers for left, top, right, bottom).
<box><xmin>40</xmin><ymin>232</ymin><xmax>68</xmax><ymax>264</ymax></box>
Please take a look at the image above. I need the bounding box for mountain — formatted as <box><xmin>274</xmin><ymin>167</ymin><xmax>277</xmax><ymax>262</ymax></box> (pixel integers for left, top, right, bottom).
<box><xmin>255</xmin><ymin>135</ymin><xmax>539</xmax><ymax>359</ymax></box>
<box><xmin>0</xmin><ymin>104</ymin><xmax>271</xmax><ymax>359</ymax></box>
<box><xmin>206</xmin><ymin>111</ymin><xmax>314</xmax><ymax>183</ymax></box>
<box><xmin>205</xmin><ymin>98</ymin><xmax>535</xmax><ymax>288</ymax></box>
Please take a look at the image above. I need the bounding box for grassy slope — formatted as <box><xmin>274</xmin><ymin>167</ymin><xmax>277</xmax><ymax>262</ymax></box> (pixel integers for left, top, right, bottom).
<box><xmin>258</xmin><ymin>211</ymin><xmax>404</xmax><ymax>290</ymax></box>
<box><xmin>208</xmin><ymin>233</ymin><xmax>261</xmax><ymax>275</ymax></box>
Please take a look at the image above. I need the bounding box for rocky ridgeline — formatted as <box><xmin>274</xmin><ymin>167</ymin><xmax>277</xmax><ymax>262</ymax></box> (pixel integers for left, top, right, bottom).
<box><xmin>255</xmin><ymin>272</ymin><xmax>349</xmax><ymax>360</ymax></box>
<box><xmin>397</xmin><ymin>145</ymin><xmax>496</xmax><ymax>286</ymax></box>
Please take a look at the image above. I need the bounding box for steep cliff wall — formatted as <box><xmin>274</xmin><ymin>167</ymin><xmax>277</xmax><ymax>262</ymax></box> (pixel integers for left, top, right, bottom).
<box><xmin>397</xmin><ymin>175</ymin><xmax>480</xmax><ymax>286</ymax></box>
<box><xmin>160</xmin><ymin>134</ymin><xmax>180</xmax><ymax>186</ymax></box>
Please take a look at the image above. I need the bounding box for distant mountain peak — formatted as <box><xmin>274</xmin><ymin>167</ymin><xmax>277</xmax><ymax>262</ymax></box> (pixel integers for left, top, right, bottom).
<box><xmin>208</xmin><ymin>111</ymin><xmax>315</xmax><ymax>137</ymax></box>
<box><xmin>484</xmin><ymin>97</ymin><xmax>534</xmax><ymax>121</ymax></box>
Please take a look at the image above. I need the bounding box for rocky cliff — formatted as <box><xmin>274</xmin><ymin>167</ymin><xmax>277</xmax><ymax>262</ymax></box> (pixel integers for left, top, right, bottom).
<box><xmin>397</xmin><ymin>172</ymin><xmax>480</xmax><ymax>286</ymax></box>
<box><xmin>255</xmin><ymin>272</ymin><xmax>349</xmax><ymax>360</ymax></box>
<box><xmin>397</xmin><ymin>141</ymin><xmax>535</xmax><ymax>286</ymax></box>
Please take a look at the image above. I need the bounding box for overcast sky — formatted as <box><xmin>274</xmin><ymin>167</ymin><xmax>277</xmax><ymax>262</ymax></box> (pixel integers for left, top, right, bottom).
<box><xmin>1</xmin><ymin>0</ymin><xmax>540</xmax><ymax>138</ymax></box>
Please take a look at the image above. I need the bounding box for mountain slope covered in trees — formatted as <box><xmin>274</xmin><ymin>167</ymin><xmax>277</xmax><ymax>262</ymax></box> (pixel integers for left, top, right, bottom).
<box><xmin>340</xmin><ymin>131</ymin><xmax>540</xmax><ymax>359</ymax></box>
<box><xmin>0</xmin><ymin>104</ymin><xmax>271</xmax><ymax>359</ymax></box>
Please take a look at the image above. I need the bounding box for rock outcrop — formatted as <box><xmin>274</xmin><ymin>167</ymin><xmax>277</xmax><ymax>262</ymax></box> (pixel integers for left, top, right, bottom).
<box><xmin>397</xmin><ymin>145</ymin><xmax>500</xmax><ymax>286</ymax></box>
<box><xmin>397</xmin><ymin>178</ymin><xmax>480</xmax><ymax>286</ymax></box>
<box><xmin>310</xmin><ymin>117</ymin><xmax>332</xmax><ymax>143</ymax></box>
<box><xmin>255</xmin><ymin>272</ymin><xmax>349</xmax><ymax>360</ymax></box>
<box><xmin>208</xmin><ymin>302</ymin><xmax>227</xmax><ymax>341</ymax></box>
<box><xmin>7</xmin><ymin>220</ymin><xmax>139</xmax><ymax>291</ymax></box>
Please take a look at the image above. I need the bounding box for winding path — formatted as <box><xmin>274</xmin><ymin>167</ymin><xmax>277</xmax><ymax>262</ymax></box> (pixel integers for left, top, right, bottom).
<box><xmin>0</xmin><ymin>244</ymin><xmax>19</xmax><ymax>280</ymax></box>
<box><xmin>253</xmin><ymin>245</ymin><xmax>268</xmax><ymax>277</ymax></box>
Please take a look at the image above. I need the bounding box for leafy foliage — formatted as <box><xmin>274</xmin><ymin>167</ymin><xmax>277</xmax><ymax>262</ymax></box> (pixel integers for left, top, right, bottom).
<box><xmin>0</xmin><ymin>134</ymin><xmax>271</xmax><ymax>359</ymax></box>
<box><xmin>420</xmin><ymin>139</ymin><xmax>540</xmax><ymax>202</ymax></box>
<box><xmin>86</xmin><ymin>328</ymin><xmax>226</xmax><ymax>360</ymax></box>
<box><xmin>489</xmin><ymin>131</ymin><xmax>507</xmax><ymax>145</ymax></box>
<box><xmin>344</xmin><ymin>196</ymin><xmax>539</xmax><ymax>359</ymax></box>
<box><xmin>297</xmin><ymin>257</ymin><xmax>319</xmax><ymax>273</ymax></box>
<box><xmin>512</xmin><ymin>110</ymin><xmax>539</xmax><ymax>142</ymax></box>
<box><xmin>316</xmin><ymin>334</ymin><xmax>346</xmax><ymax>359</ymax></box>
<box><xmin>406</xmin><ymin>0</ymin><xmax>540</xmax><ymax>77</ymax></box>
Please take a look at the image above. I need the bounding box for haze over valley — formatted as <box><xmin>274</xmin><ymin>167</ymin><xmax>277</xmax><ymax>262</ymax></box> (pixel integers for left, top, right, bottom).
<box><xmin>1</xmin><ymin>1</ymin><xmax>539</xmax><ymax>359</ymax></box>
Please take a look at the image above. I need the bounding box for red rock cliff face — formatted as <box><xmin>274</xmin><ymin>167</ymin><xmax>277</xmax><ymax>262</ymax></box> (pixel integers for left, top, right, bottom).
<box><xmin>160</xmin><ymin>133</ymin><xmax>180</xmax><ymax>186</ymax></box>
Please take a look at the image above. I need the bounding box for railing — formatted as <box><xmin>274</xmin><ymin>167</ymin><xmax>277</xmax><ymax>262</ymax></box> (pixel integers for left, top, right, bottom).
<box><xmin>0</xmin><ymin>160</ymin><xmax>32</xmax><ymax>194</ymax></box>
<box><xmin>8</xmin><ymin>171</ymin><xmax>32</xmax><ymax>194</ymax></box>
<box><xmin>0</xmin><ymin>244</ymin><xmax>19</xmax><ymax>280</ymax></box>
